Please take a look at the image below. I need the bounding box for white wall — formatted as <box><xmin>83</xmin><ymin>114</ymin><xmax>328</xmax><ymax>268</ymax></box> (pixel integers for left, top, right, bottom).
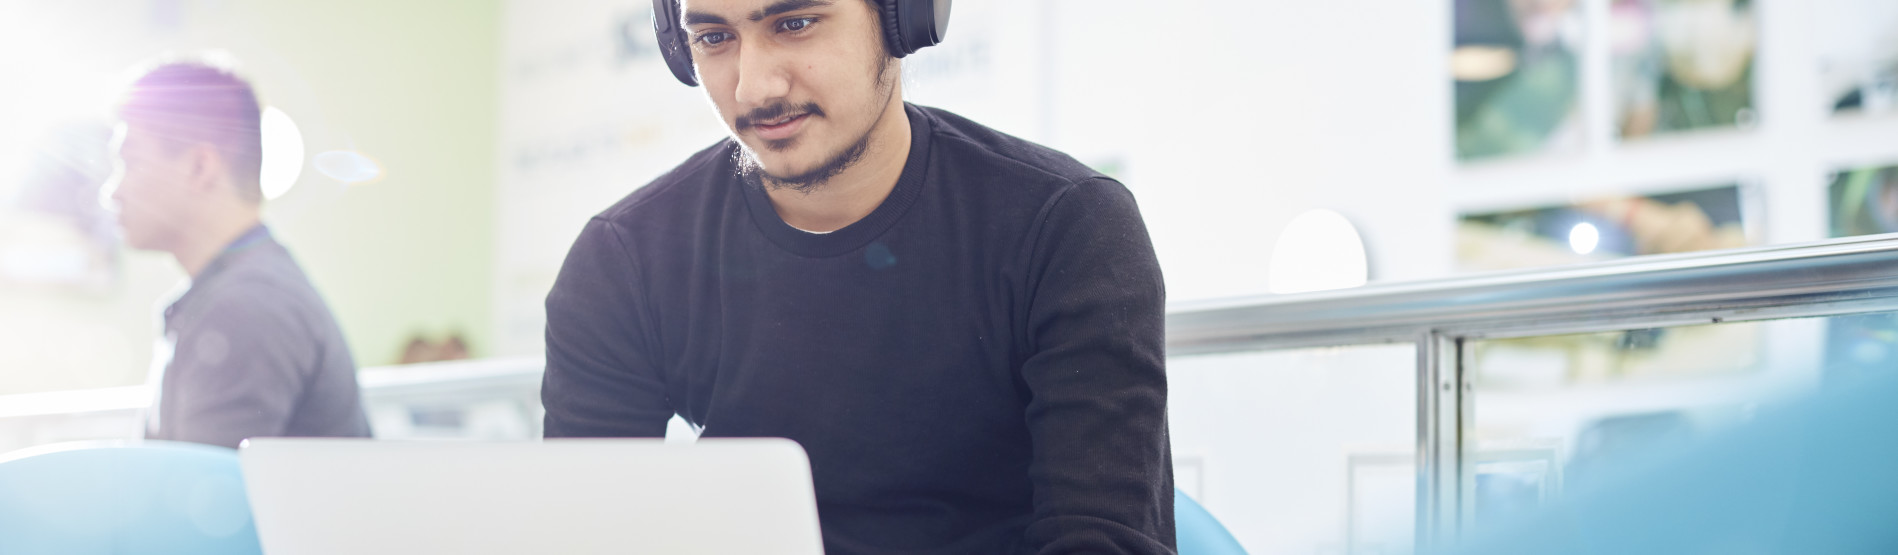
<box><xmin>1043</xmin><ymin>0</ymin><xmax>1460</xmax><ymax>299</ymax></box>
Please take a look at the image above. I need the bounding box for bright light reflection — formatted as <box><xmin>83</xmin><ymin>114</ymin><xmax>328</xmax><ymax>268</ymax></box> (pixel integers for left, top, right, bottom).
<box><xmin>260</xmin><ymin>106</ymin><xmax>304</xmax><ymax>200</ymax></box>
<box><xmin>1451</xmin><ymin>45</ymin><xmax>1518</xmax><ymax>82</ymax></box>
<box><xmin>1569</xmin><ymin>222</ymin><xmax>1601</xmax><ymax>255</ymax></box>
<box><xmin>0</xmin><ymin>66</ymin><xmax>119</xmax><ymax>200</ymax></box>
<box><xmin>313</xmin><ymin>150</ymin><xmax>383</xmax><ymax>184</ymax></box>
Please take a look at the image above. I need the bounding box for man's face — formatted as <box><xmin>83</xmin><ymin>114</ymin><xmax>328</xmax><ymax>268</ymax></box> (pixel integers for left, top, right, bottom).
<box><xmin>105</xmin><ymin>124</ymin><xmax>197</xmax><ymax>251</ymax></box>
<box><xmin>681</xmin><ymin>0</ymin><xmax>897</xmax><ymax>187</ymax></box>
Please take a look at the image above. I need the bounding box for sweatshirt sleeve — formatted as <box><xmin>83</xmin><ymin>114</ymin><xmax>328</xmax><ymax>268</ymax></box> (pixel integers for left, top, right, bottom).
<box><xmin>1017</xmin><ymin>178</ymin><xmax>1176</xmax><ymax>554</ymax></box>
<box><xmin>541</xmin><ymin>217</ymin><xmax>673</xmax><ymax>438</ymax></box>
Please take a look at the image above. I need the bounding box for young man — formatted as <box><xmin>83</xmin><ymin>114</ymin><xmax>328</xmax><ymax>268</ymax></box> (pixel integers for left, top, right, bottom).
<box><xmin>540</xmin><ymin>0</ymin><xmax>1174</xmax><ymax>552</ymax></box>
<box><xmin>110</xmin><ymin>62</ymin><xmax>370</xmax><ymax>449</ymax></box>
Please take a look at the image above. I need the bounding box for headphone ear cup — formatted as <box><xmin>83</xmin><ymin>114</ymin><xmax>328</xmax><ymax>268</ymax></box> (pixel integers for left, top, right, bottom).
<box><xmin>653</xmin><ymin>0</ymin><xmax>699</xmax><ymax>86</ymax></box>
<box><xmin>880</xmin><ymin>0</ymin><xmax>910</xmax><ymax>58</ymax></box>
<box><xmin>883</xmin><ymin>0</ymin><xmax>949</xmax><ymax>58</ymax></box>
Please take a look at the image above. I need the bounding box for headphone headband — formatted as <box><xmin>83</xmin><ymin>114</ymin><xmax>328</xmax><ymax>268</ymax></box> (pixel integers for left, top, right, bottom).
<box><xmin>651</xmin><ymin>0</ymin><xmax>951</xmax><ymax>87</ymax></box>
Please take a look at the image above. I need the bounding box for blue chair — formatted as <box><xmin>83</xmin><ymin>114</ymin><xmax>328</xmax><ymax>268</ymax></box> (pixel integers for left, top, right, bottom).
<box><xmin>0</xmin><ymin>441</ymin><xmax>263</xmax><ymax>554</ymax></box>
<box><xmin>1177</xmin><ymin>488</ymin><xmax>1248</xmax><ymax>555</ymax></box>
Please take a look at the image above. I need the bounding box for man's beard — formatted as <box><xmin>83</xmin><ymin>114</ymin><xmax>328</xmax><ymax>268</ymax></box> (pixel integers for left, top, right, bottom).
<box><xmin>734</xmin><ymin>59</ymin><xmax>899</xmax><ymax>194</ymax></box>
<box><xmin>734</xmin><ymin>117</ymin><xmax>872</xmax><ymax>194</ymax></box>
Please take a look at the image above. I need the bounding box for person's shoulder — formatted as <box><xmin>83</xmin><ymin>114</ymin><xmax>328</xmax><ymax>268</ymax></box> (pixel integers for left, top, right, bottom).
<box><xmin>595</xmin><ymin>138</ymin><xmax>739</xmax><ymax>225</ymax></box>
<box><xmin>916</xmin><ymin>104</ymin><xmax>1107</xmax><ymax>189</ymax></box>
<box><xmin>183</xmin><ymin>274</ymin><xmax>310</xmax><ymax>336</ymax></box>
<box><xmin>198</xmin><ymin>243</ymin><xmax>339</xmax><ymax>330</ymax></box>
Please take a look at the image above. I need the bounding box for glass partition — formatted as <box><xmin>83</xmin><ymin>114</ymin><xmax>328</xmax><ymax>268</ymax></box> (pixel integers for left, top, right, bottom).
<box><xmin>1464</xmin><ymin>310</ymin><xmax>1898</xmax><ymax>529</ymax></box>
<box><xmin>357</xmin><ymin>358</ymin><xmax>544</xmax><ymax>440</ymax></box>
<box><xmin>1169</xmin><ymin>344</ymin><xmax>1418</xmax><ymax>555</ymax></box>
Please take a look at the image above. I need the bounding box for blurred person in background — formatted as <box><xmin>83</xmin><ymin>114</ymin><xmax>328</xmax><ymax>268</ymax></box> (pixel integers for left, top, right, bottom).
<box><xmin>107</xmin><ymin>61</ymin><xmax>370</xmax><ymax>449</ymax></box>
<box><xmin>539</xmin><ymin>0</ymin><xmax>1173</xmax><ymax>553</ymax></box>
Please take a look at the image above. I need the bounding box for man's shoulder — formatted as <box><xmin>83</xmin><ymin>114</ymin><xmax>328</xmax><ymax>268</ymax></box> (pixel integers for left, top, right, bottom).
<box><xmin>165</xmin><ymin>283</ymin><xmax>317</xmax><ymax>370</ymax></box>
<box><xmin>915</xmin><ymin>104</ymin><xmax>1108</xmax><ymax>190</ymax></box>
<box><xmin>594</xmin><ymin>138</ymin><xmax>739</xmax><ymax>226</ymax></box>
<box><xmin>186</xmin><ymin>246</ymin><xmax>338</xmax><ymax>334</ymax></box>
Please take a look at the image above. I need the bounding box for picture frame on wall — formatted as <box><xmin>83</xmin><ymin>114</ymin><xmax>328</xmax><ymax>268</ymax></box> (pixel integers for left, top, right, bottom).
<box><xmin>1456</xmin><ymin>182</ymin><xmax>1754</xmax><ymax>272</ymax></box>
<box><xmin>1612</xmin><ymin>0</ymin><xmax>1759</xmax><ymax>139</ymax></box>
<box><xmin>1452</xmin><ymin>0</ymin><xmax>1585</xmax><ymax>161</ymax></box>
<box><xmin>1827</xmin><ymin>163</ymin><xmax>1898</xmax><ymax>238</ymax></box>
<box><xmin>1815</xmin><ymin>0</ymin><xmax>1898</xmax><ymax>116</ymax></box>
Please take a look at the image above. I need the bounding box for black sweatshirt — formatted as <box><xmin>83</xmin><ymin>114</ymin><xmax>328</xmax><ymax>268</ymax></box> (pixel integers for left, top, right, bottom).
<box><xmin>541</xmin><ymin>104</ymin><xmax>1174</xmax><ymax>555</ymax></box>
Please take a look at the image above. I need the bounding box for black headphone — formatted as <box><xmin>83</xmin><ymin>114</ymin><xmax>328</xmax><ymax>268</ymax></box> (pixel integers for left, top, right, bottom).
<box><xmin>651</xmin><ymin>0</ymin><xmax>951</xmax><ymax>87</ymax></box>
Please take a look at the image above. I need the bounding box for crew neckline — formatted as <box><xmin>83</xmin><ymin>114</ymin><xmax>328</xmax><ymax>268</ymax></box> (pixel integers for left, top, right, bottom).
<box><xmin>168</xmin><ymin>224</ymin><xmax>275</xmax><ymax>319</ymax></box>
<box><xmin>740</xmin><ymin>103</ymin><xmax>932</xmax><ymax>258</ymax></box>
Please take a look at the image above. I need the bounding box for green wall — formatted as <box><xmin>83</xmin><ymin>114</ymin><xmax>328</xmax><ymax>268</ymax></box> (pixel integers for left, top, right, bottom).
<box><xmin>190</xmin><ymin>0</ymin><xmax>500</xmax><ymax>366</ymax></box>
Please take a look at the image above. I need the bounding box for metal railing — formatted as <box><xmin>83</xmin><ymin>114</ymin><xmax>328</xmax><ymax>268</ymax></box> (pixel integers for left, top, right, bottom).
<box><xmin>1164</xmin><ymin>232</ymin><xmax>1898</xmax><ymax>546</ymax></box>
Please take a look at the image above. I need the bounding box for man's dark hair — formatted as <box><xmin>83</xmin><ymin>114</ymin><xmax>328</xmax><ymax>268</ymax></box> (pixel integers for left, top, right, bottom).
<box><xmin>118</xmin><ymin>62</ymin><xmax>266</xmax><ymax>203</ymax></box>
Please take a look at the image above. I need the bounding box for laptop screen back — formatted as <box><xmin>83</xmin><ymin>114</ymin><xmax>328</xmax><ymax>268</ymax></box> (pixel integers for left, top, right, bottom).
<box><xmin>240</xmin><ymin>438</ymin><xmax>824</xmax><ymax>555</ymax></box>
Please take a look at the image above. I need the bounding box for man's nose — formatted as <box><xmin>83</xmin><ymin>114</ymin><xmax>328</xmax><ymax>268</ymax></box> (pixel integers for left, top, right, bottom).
<box><xmin>732</xmin><ymin>38</ymin><xmax>792</xmax><ymax>109</ymax></box>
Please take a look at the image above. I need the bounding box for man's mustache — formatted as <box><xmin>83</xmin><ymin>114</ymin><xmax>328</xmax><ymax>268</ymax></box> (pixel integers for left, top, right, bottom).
<box><xmin>736</xmin><ymin>102</ymin><xmax>825</xmax><ymax>130</ymax></box>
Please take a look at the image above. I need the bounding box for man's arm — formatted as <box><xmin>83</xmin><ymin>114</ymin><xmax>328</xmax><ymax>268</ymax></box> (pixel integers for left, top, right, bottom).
<box><xmin>541</xmin><ymin>217</ymin><xmax>672</xmax><ymax>438</ymax></box>
<box><xmin>1018</xmin><ymin>178</ymin><xmax>1175</xmax><ymax>554</ymax></box>
<box><xmin>164</xmin><ymin>291</ymin><xmax>313</xmax><ymax>449</ymax></box>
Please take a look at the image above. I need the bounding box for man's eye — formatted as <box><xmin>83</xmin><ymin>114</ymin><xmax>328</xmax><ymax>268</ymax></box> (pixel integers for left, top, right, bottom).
<box><xmin>696</xmin><ymin>32</ymin><xmax>732</xmax><ymax>46</ymax></box>
<box><xmin>779</xmin><ymin>17</ymin><xmax>816</xmax><ymax>33</ymax></box>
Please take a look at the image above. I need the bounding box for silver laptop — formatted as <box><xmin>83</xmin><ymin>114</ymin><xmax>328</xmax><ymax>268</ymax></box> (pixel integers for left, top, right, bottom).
<box><xmin>240</xmin><ymin>438</ymin><xmax>825</xmax><ymax>555</ymax></box>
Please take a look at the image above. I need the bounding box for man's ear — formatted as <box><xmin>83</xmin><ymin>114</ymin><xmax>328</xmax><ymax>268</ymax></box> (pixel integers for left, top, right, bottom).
<box><xmin>182</xmin><ymin>143</ymin><xmax>227</xmax><ymax>195</ymax></box>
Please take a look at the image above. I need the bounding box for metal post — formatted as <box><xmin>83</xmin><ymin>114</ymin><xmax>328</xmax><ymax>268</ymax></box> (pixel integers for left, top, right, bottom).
<box><xmin>1416</xmin><ymin>332</ymin><xmax>1464</xmax><ymax>549</ymax></box>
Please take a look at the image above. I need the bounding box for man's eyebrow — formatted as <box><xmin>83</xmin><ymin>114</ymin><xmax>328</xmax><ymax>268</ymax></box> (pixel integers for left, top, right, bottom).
<box><xmin>682</xmin><ymin>11</ymin><xmax>729</xmax><ymax>26</ymax></box>
<box><xmin>749</xmin><ymin>0</ymin><xmax>833</xmax><ymax>22</ymax></box>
